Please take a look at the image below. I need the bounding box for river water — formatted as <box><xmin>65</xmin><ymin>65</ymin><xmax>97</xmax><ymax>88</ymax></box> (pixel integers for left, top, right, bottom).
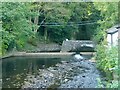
<box><xmin>2</xmin><ymin>54</ymin><xmax>102</xmax><ymax>88</ymax></box>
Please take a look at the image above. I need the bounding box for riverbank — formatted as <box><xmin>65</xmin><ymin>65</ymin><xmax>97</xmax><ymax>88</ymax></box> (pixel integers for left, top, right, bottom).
<box><xmin>1</xmin><ymin>52</ymin><xmax>75</xmax><ymax>59</ymax></box>
<box><xmin>1</xmin><ymin>52</ymin><xmax>95</xmax><ymax>59</ymax></box>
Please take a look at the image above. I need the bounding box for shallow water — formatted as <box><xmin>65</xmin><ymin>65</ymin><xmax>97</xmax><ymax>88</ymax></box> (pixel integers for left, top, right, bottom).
<box><xmin>2</xmin><ymin>54</ymin><xmax>102</xmax><ymax>88</ymax></box>
<box><xmin>21</xmin><ymin>55</ymin><xmax>101</xmax><ymax>88</ymax></box>
<box><xmin>2</xmin><ymin>56</ymin><xmax>71</xmax><ymax>88</ymax></box>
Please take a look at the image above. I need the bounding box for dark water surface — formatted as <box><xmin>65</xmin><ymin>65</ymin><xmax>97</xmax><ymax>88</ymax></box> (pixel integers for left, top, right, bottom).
<box><xmin>2</xmin><ymin>56</ymin><xmax>71</xmax><ymax>88</ymax></box>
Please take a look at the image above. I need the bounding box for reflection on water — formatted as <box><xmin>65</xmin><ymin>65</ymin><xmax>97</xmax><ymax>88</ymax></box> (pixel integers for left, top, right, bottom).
<box><xmin>2</xmin><ymin>56</ymin><xmax>71</xmax><ymax>88</ymax></box>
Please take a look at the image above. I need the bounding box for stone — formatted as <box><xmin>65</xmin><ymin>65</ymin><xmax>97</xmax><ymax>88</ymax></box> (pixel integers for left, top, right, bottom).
<box><xmin>22</xmin><ymin>55</ymin><xmax>103</xmax><ymax>89</ymax></box>
<box><xmin>61</xmin><ymin>40</ymin><xmax>95</xmax><ymax>52</ymax></box>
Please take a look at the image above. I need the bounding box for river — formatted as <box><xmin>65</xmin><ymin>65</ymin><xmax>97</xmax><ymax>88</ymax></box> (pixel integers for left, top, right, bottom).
<box><xmin>2</xmin><ymin>54</ymin><xmax>103</xmax><ymax>88</ymax></box>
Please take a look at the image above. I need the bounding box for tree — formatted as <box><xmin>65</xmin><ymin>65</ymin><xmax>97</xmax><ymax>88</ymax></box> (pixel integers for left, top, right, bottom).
<box><xmin>38</xmin><ymin>2</ymin><xmax>71</xmax><ymax>43</ymax></box>
<box><xmin>2</xmin><ymin>2</ymin><xmax>39</xmax><ymax>54</ymax></box>
<box><xmin>37</xmin><ymin>2</ymin><xmax>101</xmax><ymax>43</ymax></box>
<box><xmin>93</xmin><ymin>2</ymin><xmax>118</xmax><ymax>43</ymax></box>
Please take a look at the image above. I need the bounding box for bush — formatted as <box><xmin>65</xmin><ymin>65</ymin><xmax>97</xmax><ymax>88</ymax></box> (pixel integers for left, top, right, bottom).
<box><xmin>96</xmin><ymin>43</ymin><xmax>118</xmax><ymax>88</ymax></box>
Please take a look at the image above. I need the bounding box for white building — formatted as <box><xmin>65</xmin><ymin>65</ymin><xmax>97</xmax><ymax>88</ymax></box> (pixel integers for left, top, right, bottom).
<box><xmin>106</xmin><ymin>24</ymin><xmax>120</xmax><ymax>46</ymax></box>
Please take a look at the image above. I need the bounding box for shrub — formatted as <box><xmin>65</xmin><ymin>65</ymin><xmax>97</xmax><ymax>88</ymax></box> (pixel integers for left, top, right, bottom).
<box><xmin>96</xmin><ymin>43</ymin><xmax>118</xmax><ymax>88</ymax></box>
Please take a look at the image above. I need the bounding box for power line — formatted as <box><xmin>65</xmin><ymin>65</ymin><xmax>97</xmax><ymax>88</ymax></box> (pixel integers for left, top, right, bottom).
<box><xmin>40</xmin><ymin>21</ymin><xmax>98</xmax><ymax>26</ymax></box>
<box><xmin>43</xmin><ymin>20</ymin><xmax>98</xmax><ymax>24</ymax></box>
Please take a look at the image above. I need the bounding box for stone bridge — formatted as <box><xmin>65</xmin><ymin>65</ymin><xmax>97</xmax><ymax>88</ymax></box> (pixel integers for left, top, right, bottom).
<box><xmin>61</xmin><ymin>40</ymin><xmax>96</xmax><ymax>52</ymax></box>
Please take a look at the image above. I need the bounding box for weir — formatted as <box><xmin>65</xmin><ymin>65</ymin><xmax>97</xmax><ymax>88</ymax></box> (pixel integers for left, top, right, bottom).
<box><xmin>61</xmin><ymin>40</ymin><xmax>96</xmax><ymax>52</ymax></box>
<box><xmin>1</xmin><ymin>40</ymin><xmax>96</xmax><ymax>59</ymax></box>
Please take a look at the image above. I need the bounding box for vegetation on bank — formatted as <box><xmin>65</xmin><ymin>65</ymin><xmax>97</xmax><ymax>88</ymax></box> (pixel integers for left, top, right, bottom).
<box><xmin>0</xmin><ymin>2</ymin><xmax>119</xmax><ymax>88</ymax></box>
<box><xmin>94</xmin><ymin>2</ymin><xmax>119</xmax><ymax>88</ymax></box>
<box><xmin>96</xmin><ymin>43</ymin><xmax>118</xmax><ymax>88</ymax></box>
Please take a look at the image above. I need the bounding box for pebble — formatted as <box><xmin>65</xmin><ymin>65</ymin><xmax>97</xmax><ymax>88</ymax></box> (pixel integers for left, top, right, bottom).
<box><xmin>22</xmin><ymin>56</ymin><xmax>102</xmax><ymax>88</ymax></box>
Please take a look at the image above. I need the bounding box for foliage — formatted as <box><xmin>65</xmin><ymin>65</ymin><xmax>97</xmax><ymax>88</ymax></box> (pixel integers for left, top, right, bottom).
<box><xmin>94</xmin><ymin>2</ymin><xmax>119</xmax><ymax>88</ymax></box>
<box><xmin>42</xmin><ymin>3</ymin><xmax>72</xmax><ymax>43</ymax></box>
<box><xmin>106</xmin><ymin>80</ymin><xmax>118</xmax><ymax>88</ymax></box>
<box><xmin>38</xmin><ymin>2</ymin><xmax>101</xmax><ymax>43</ymax></box>
<box><xmin>97</xmin><ymin>78</ymin><xmax>118</xmax><ymax>88</ymax></box>
<box><xmin>96</xmin><ymin>43</ymin><xmax>118</xmax><ymax>76</ymax></box>
<box><xmin>2</xmin><ymin>2</ymin><xmax>39</xmax><ymax>54</ymax></box>
<box><xmin>96</xmin><ymin>43</ymin><xmax>118</xmax><ymax>88</ymax></box>
<box><xmin>93</xmin><ymin>2</ymin><xmax>118</xmax><ymax>43</ymax></box>
<box><xmin>1</xmin><ymin>2</ymin><xmax>119</xmax><ymax>55</ymax></box>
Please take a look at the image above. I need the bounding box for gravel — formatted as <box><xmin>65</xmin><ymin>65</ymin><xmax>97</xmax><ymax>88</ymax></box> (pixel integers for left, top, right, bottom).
<box><xmin>22</xmin><ymin>55</ymin><xmax>102</xmax><ymax>88</ymax></box>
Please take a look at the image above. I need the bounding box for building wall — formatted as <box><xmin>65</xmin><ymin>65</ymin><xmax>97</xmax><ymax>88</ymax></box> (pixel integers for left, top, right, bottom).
<box><xmin>118</xmin><ymin>28</ymin><xmax>120</xmax><ymax>39</ymax></box>
<box><xmin>107</xmin><ymin>32</ymin><xmax>118</xmax><ymax>46</ymax></box>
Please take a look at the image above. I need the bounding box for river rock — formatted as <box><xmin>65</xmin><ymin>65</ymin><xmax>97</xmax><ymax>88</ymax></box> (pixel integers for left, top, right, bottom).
<box><xmin>22</xmin><ymin>55</ymin><xmax>102</xmax><ymax>88</ymax></box>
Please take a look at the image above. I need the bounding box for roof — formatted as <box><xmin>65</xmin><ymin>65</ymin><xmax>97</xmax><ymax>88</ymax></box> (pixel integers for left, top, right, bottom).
<box><xmin>107</xmin><ymin>24</ymin><xmax>120</xmax><ymax>34</ymax></box>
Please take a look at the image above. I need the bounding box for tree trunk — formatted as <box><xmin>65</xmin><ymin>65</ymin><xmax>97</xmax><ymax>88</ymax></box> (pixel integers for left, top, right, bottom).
<box><xmin>71</xmin><ymin>31</ymin><xmax>76</xmax><ymax>40</ymax></box>
<box><xmin>44</xmin><ymin>28</ymin><xmax>47</xmax><ymax>43</ymax></box>
<box><xmin>34</xmin><ymin>9</ymin><xmax>39</xmax><ymax>32</ymax></box>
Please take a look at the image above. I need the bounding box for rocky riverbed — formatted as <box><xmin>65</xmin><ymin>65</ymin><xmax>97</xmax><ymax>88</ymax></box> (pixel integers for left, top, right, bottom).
<box><xmin>22</xmin><ymin>55</ymin><xmax>102</xmax><ymax>88</ymax></box>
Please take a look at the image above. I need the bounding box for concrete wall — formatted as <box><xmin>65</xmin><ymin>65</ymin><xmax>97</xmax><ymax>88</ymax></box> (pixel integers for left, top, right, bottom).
<box><xmin>27</xmin><ymin>44</ymin><xmax>61</xmax><ymax>52</ymax></box>
<box><xmin>61</xmin><ymin>40</ymin><xmax>95</xmax><ymax>52</ymax></box>
<box><xmin>26</xmin><ymin>41</ymin><xmax>95</xmax><ymax>53</ymax></box>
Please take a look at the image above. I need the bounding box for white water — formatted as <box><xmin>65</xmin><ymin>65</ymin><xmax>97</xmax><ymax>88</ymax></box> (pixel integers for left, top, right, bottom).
<box><xmin>74</xmin><ymin>54</ymin><xmax>84</xmax><ymax>59</ymax></box>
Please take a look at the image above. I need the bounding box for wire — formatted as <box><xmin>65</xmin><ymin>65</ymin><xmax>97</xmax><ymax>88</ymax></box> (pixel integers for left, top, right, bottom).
<box><xmin>40</xmin><ymin>21</ymin><xmax>98</xmax><ymax>26</ymax></box>
<box><xmin>42</xmin><ymin>20</ymin><xmax>98</xmax><ymax>24</ymax></box>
